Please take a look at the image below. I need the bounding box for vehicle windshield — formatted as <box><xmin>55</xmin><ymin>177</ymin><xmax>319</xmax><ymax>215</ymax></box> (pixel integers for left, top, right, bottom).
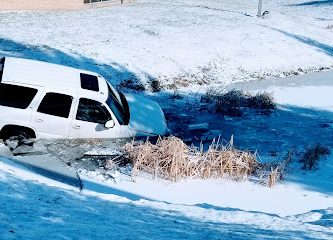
<box><xmin>106</xmin><ymin>84</ymin><xmax>130</xmax><ymax>125</ymax></box>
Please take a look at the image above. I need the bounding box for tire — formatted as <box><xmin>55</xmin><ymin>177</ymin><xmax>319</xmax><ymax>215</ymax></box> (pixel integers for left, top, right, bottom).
<box><xmin>3</xmin><ymin>129</ymin><xmax>32</xmax><ymax>142</ymax></box>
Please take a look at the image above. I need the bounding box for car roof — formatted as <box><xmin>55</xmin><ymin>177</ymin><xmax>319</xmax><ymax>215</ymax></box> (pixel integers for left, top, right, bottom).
<box><xmin>1</xmin><ymin>57</ymin><xmax>108</xmax><ymax>101</ymax></box>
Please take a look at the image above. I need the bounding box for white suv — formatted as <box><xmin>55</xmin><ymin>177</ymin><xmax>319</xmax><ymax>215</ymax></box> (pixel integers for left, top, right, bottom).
<box><xmin>0</xmin><ymin>57</ymin><xmax>167</xmax><ymax>140</ymax></box>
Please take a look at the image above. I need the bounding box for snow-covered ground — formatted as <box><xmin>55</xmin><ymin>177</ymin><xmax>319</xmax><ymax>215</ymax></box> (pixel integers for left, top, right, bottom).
<box><xmin>1</xmin><ymin>155</ymin><xmax>333</xmax><ymax>240</ymax></box>
<box><xmin>1</xmin><ymin>0</ymin><xmax>333</xmax><ymax>239</ymax></box>
<box><xmin>0</xmin><ymin>0</ymin><xmax>332</xmax><ymax>87</ymax></box>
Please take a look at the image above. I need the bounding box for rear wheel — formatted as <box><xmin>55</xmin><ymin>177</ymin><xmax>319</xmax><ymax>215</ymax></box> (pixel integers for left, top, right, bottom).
<box><xmin>2</xmin><ymin>129</ymin><xmax>32</xmax><ymax>142</ymax></box>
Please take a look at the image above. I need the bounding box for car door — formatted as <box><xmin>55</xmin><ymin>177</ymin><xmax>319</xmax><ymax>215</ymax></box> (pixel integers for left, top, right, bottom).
<box><xmin>69</xmin><ymin>98</ymin><xmax>120</xmax><ymax>138</ymax></box>
<box><xmin>30</xmin><ymin>92</ymin><xmax>74</xmax><ymax>138</ymax></box>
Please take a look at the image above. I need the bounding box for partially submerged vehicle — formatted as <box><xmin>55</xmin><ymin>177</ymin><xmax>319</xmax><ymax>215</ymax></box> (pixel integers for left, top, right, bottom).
<box><xmin>0</xmin><ymin>57</ymin><xmax>167</xmax><ymax>140</ymax></box>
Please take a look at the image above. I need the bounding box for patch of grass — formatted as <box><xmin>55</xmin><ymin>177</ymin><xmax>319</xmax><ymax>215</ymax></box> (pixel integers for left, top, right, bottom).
<box><xmin>149</xmin><ymin>79</ymin><xmax>162</xmax><ymax>92</ymax></box>
<box><xmin>200</xmin><ymin>87</ymin><xmax>220</xmax><ymax>103</ymax></box>
<box><xmin>169</xmin><ymin>89</ymin><xmax>183</xmax><ymax>100</ymax></box>
<box><xmin>247</xmin><ymin>92</ymin><xmax>276</xmax><ymax>110</ymax></box>
<box><xmin>215</xmin><ymin>90</ymin><xmax>246</xmax><ymax>116</ymax></box>
<box><xmin>201</xmin><ymin>89</ymin><xmax>276</xmax><ymax>116</ymax></box>
<box><xmin>119</xmin><ymin>79</ymin><xmax>146</xmax><ymax>91</ymax></box>
<box><xmin>300</xmin><ymin>144</ymin><xmax>330</xmax><ymax>170</ymax></box>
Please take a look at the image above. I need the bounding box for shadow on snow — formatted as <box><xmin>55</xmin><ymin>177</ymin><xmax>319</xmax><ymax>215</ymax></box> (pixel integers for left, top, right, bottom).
<box><xmin>287</xmin><ymin>0</ymin><xmax>333</xmax><ymax>7</ymax></box>
<box><xmin>0</xmin><ymin>171</ymin><xmax>332</xmax><ymax>240</ymax></box>
<box><xmin>268</xmin><ymin>28</ymin><xmax>333</xmax><ymax>57</ymax></box>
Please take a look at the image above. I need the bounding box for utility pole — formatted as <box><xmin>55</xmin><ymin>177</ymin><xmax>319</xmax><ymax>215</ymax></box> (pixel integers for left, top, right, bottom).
<box><xmin>257</xmin><ymin>0</ymin><xmax>263</xmax><ymax>18</ymax></box>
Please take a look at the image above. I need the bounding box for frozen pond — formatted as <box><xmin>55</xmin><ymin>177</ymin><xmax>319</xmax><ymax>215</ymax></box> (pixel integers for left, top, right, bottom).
<box><xmin>229</xmin><ymin>70</ymin><xmax>333</xmax><ymax>112</ymax></box>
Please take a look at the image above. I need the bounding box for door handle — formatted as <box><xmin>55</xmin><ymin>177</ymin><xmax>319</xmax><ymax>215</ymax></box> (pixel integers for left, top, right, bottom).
<box><xmin>73</xmin><ymin>125</ymin><xmax>81</xmax><ymax>129</ymax></box>
<box><xmin>36</xmin><ymin>119</ymin><xmax>44</xmax><ymax>123</ymax></box>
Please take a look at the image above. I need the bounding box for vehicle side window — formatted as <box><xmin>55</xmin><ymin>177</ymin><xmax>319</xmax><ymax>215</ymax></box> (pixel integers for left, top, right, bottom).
<box><xmin>76</xmin><ymin>98</ymin><xmax>111</xmax><ymax>124</ymax></box>
<box><xmin>37</xmin><ymin>93</ymin><xmax>73</xmax><ymax>118</ymax></box>
<box><xmin>80</xmin><ymin>73</ymin><xmax>99</xmax><ymax>92</ymax></box>
<box><xmin>0</xmin><ymin>84</ymin><xmax>37</xmax><ymax>109</ymax></box>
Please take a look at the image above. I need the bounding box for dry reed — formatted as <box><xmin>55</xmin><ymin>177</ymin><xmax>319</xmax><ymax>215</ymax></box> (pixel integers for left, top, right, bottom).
<box><xmin>262</xmin><ymin>150</ymin><xmax>293</xmax><ymax>188</ymax></box>
<box><xmin>268</xmin><ymin>166</ymin><xmax>279</xmax><ymax>188</ymax></box>
<box><xmin>124</xmin><ymin>136</ymin><xmax>258</xmax><ymax>181</ymax></box>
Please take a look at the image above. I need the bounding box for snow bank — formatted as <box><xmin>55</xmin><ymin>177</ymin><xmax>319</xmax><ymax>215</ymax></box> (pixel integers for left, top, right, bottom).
<box><xmin>1</xmin><ymin>158</ymin><xmax>333</xmax><ymax>239</ymax></box>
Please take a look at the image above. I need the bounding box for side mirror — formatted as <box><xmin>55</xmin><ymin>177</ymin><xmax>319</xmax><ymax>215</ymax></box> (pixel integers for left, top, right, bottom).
<box><xmin>105</xmin><ymin>119</ymin><xmax>115</xmax><ymax>129</ymax></box>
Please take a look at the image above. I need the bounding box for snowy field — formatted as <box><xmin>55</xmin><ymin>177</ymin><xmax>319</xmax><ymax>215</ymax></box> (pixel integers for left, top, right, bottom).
<box><xmin>1</xmin><ymin>0</ymin><xmax>333</xmax><ymax>239</ymax></box>
<box><xmin>0</xmin><ymin>0</ymin><xmax>332</xmax><ymax>87</ymax></box>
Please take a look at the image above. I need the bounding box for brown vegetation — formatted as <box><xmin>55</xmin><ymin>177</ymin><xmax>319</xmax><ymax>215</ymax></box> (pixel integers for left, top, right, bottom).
<box><xmin>266</xmin><ymin>150</ymin><xmax>293</xmax><ymax>187</ymax></box>
<box><xmin>123</xmin><ymin>136</ymin><xmax>258</xmax><ymax>181</ymax></box>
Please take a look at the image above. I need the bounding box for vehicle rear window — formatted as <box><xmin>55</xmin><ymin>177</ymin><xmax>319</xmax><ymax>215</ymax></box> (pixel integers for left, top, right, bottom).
<box><xmin>80</xmin><ymin>73</ymin><xmax>99</xmax><ymax>92</ymax></box>
<box><xmin>0</xmin><ymin>58</ymin><xmax>4</xmax><ymax>83</ymax></box>
<box><xmin>37</xmin><ymin>93</ymin><xmax>73</xmax><ymax>118</ymax></box>
<box><xmin>0</xmin><ymin>84</ymin><xmax>37</xmax><ymax>109</ymax></box>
